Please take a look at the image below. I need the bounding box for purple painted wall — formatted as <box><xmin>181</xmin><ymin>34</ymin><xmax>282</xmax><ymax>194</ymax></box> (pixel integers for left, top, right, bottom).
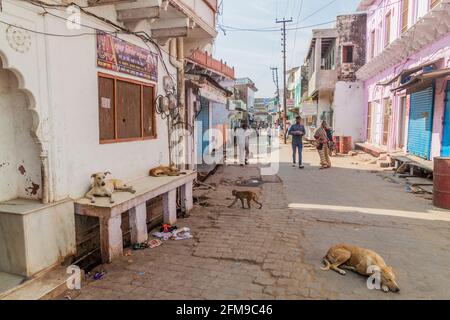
<box><xmin>363</xmin><ymin>32</ymin><xmax>450</xmax><ymax>157</ymax></box>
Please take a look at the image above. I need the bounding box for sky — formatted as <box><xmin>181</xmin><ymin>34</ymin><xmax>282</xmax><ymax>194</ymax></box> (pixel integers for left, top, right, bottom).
<box><xmin>213</xmin><ymin>0</ymin><xmax>362</xmax><ymax>98</ymax></box>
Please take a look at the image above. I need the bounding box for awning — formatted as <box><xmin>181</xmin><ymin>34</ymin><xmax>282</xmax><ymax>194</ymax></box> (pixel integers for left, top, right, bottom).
<box><xmin>391</xmin><ymin>68</ymin><xmax>450</xmax><ymax>94</ymax></box>
<box><xmin>199</xmin><ymin>86</ymin><xmax>227</xmax><ymax>104</ymax></box>
<box><xmin>377</xmin><ymin>59</ymin><xmax>440</xmax><ymax>86</ymax></box>
<box><xmin>186</xmin><ymin>73</ymin><xmax>232</xmax><ymax>97</ymax></box>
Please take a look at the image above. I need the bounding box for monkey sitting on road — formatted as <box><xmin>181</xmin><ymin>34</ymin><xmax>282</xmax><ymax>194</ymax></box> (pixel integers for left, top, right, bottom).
<box><xmin>228</xmin><ymin>190</ymin><xmax>262</xmax><ymax>209</ymax></box>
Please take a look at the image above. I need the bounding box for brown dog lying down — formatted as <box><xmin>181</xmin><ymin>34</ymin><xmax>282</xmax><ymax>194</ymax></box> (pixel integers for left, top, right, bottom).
<box><xmin>149</xmin><ymin>165</ymin><xmax>186</xmax><ymax>177</ymax></box>
<box><xmin>85</xmin><ymin>172</ymin><xmax>136</xmax><ymax>204</ymax></box>
<box><xmin>321</xmin><ymin>244</ymin><xmax>400</xmax><ymax>293</ymax></box>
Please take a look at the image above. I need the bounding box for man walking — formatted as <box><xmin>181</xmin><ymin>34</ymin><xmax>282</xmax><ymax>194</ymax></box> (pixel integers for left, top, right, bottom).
<box><xmin>288</xmin><ymin>116</ymin><xmax>306</xmax><ymax>169</ymax></box>
<box><xmin>236</xmin><ymin>123</ymin><xmax>250</xmax><ymax>166</ymax></box>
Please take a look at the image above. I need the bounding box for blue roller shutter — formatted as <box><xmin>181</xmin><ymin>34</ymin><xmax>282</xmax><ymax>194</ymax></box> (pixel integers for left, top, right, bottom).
<box><xmin>407</xmin><ymin>86</ymin><xmax>434</xmax><ymax>159</ymax></box>
<box><xmin>196</xmin><ymin>97</ymin><xmax>210</xmax><ymax>164</ymax></box>
<box><xmin>441</xmin><ymin>81</ymin><xmax>450</xmax><ymax>156</ymax></box>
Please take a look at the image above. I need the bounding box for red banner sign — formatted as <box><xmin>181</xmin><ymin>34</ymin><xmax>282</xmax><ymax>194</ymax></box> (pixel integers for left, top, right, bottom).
<box><xmin>96</xmin><ymin>31</ymin><xmax>158</xmax><ymax>82</ymax></box>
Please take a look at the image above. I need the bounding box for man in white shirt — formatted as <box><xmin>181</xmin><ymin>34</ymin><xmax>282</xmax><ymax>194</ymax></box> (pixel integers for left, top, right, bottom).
<box><xmin>236</xmin><ymin>123</ymin><xmax>250</xmax><ymax>166</ymax></box>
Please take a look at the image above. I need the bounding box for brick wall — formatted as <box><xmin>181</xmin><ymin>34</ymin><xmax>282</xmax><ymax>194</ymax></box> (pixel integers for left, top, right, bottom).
<box><xmin>336</xmin><ymin>14</ymin><xmax>367</xmax><ymax>81</ymax></box>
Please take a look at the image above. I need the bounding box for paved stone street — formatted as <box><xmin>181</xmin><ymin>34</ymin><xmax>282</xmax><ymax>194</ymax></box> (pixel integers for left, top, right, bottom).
<box><xmin>69</xmin><ymin>144</ymin><xmax>450</xmax><ymax>300</ymax></box>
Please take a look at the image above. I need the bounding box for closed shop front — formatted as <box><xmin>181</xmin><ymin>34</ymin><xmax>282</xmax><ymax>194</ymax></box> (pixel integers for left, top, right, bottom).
<box><xmin>196</xmin><ymin>97</ymin><xmax>210</xmax><ymax>164</ymax></box>
<box><xmin>407</xmin><ymin>86</ymin><xmax>434</xmax><ymax>159</ymax></box>
<box><xmin>442</xmin><ymin>81</ymin><xmax>450</xmax><ymax>157</ymax></box>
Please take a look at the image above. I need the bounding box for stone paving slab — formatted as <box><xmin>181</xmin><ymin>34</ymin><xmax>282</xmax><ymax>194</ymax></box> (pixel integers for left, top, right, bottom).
<box><xmin>62</xmin><ymin>146</ymin><xmax>450</xmax><ymax>300</ymax></box>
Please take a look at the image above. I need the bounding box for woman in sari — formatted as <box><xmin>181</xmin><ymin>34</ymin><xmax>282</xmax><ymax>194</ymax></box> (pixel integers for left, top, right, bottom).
<box><xmin>314</xmin><ymin>121</ymin><xmax>332</xmax><ymax>169</ymax></box>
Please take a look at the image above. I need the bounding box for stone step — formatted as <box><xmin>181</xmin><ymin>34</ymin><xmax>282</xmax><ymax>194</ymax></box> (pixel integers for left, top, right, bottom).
<box><xmin>405</xmin><ymin>177</ymin><xmax>433</xmax><ymax>186</ymax></box>
<box><xmin>0</xmin><ymin>266</ymin><xmax>81</xmax><ymax>300</ymax></box>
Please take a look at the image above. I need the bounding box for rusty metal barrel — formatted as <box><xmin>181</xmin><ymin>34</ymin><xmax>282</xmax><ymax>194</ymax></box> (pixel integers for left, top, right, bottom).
<box><xmin>339</xmin><ymin>136</ymin><xmax>352</xmax><ymax>155</ymax></box>
<box><xmin>433</xmin><ymin>157</ymin><xmax>450</xmax><ymax>209</ymax></box>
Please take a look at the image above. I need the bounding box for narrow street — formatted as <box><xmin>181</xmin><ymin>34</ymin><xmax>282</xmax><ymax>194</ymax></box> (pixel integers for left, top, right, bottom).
<box><xmin>69</xmin><ymin>143</ymin><xmax>450</xmax><ymax>300</ymax></box>
<box><xmin>1</xmin><ymin>0</ymin><xmax>450</xmax><ymax>304</ymax></box>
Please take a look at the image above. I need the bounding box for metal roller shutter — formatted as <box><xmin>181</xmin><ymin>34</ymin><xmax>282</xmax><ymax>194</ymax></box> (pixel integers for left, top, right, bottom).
<box><xmin>407</xmin><ymin>86</ymin><xmax>434</xmax><ymax>159</ymax></box>
<box><xmin>197</xmin><ymin>97</ymin><xmax>210</xmax><ymax>164</ymax></box>
<box><xmin>441</xmin><ymin>81</ymin><xmax>450</xmax><ymax>157</ymax></box>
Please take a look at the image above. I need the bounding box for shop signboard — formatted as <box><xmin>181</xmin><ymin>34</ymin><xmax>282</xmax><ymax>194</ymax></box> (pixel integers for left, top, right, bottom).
<box><xmin>97</xmin><ymin>31</ymin><xmax>158</xmax><ymax>82</ymax></box>
<box><xmin>300</xmin><ymin>100</ymin><xmax>318</xmax><ymax>116</ymax></box>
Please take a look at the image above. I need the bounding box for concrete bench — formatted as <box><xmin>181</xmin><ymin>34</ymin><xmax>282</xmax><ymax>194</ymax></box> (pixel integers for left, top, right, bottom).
<box><xmin>74</xmin><ymin>171</ymin><xmax>196</xmax><ymax>263</ymax></box>
<box><xmin>390</xmin><ymin>154</ymin><xmax>433</xmax><ymax>175</ymax></box>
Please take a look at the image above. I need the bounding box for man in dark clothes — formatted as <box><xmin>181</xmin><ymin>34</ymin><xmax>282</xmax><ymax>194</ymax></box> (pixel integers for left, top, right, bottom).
<box><xmin>288</xmin><ymin>116</ymin><xmax>306</xmax><ymax>169</ymax></box>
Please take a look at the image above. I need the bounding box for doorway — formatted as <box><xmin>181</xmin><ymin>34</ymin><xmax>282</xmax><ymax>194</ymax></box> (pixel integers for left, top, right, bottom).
<box><xmin>382</xmin><ymin>98</ymin><xmax>391</xmax><ymax>146</ymax></box>
<box><xmin>367</xmin><ymin>102</ymin><xmax>372</xmax><ymax>142</ymax></box>
<box><xmin>397</xmin><ymin>96</ymin><xmax>407</xmax><ymax>149</ymax></box>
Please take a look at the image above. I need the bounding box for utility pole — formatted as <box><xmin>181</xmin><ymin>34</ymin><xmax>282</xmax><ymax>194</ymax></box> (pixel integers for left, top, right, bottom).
<box><xmin>276</xmin><ymin>17</ymin><xmax>292</xmax><ymax>144</ymax></box>
<box><xmin>270</xmin><ymin>67</ymin><xmax>280</xmax><ymax>121</ymax></box>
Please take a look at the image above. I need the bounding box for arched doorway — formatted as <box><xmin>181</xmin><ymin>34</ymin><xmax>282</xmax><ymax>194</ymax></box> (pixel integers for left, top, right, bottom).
<box><xmin>0</xmin><ymin>57</ymin><xmax>42</xmax><ymax>202</ymax></box>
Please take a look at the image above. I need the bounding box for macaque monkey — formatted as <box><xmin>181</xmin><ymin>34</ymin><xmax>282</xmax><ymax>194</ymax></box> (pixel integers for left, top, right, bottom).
<box><xmin>228</xmin><ymin>190</ymin><xmax>262</xmax><ymax>209</ymax></box>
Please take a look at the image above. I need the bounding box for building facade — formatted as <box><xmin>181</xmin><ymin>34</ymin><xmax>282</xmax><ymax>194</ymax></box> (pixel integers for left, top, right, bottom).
<box><xmin>301</xmin><ymin>14</ymin><xmax>367</xmax><ymax>145</ymax></box>
<box><xmin>0</xmin><ymin>0</ymin><xmax>218</xmax><ymax>283</ymax></box>
<box><xmin>332</xmin><ymin>13</ymin><xmax>367</xmax><ymax>145</ymax></box>
<box><xmin>233</xmin><ymin>77</ymin><xmax>258</xmax><ymax>126</ymax></box>
<box><xmin>286</xmin><ymin>67</ymin><xmax>301</xmax><ymax>122</ymax></box>
<box><xmin>185</xmin><ymin>50</ymin><xmax>234</xmax><ymax>168</ymax></box>
<box><xmin>357</xmin><ymin>0</ymin><xmax>450</xmax><ymax>161</ymax></box>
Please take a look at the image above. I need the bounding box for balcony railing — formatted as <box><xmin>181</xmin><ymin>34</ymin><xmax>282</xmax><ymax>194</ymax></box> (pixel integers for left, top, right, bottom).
<box><xmin>189</xmin><ymin>50</ymin><xmax>235</xmax><ymax>79</ymax></box>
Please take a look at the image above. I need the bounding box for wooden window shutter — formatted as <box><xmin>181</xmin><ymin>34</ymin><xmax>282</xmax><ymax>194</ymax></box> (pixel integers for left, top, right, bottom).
<box><xmin>116</xmin><ymin>80</ymin><xmax>141</xmax><ymax>139</ymax></box>
<box><xmin>143</xmin><ymin>86</ymin><xmax>155</xmax><ymax>137</ymax></box>
<box><xmin>401</xmin><ymin>0</ymin><xmax>409</xmax><ymax>33</ymax></box>
<box><xmin>98</xmin><ymin>76</ymin><xmax>115</xmax><ymax>141</ymax></box>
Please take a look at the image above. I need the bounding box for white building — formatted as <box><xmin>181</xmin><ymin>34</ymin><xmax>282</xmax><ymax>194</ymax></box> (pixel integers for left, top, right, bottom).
<box><xmin>0</xmin><ymin>0</ymin><xmax>217</xmax><ymax>290</ymax></box>
<box><xmin>301</xmin><ymin>14</ymin><xmax>367</xmax><ymax>147</ymax></box>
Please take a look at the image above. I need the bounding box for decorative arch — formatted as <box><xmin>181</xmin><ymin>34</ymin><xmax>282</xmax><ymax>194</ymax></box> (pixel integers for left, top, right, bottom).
<box><xmin>0</xmin><ymin>49</ymin><xmax>42</xmax><ymax>143</ymax></box>
<box><xmin>0</xmin><ymin>49</ymin><xmax>49</xmax><ymax>203</ymax></box>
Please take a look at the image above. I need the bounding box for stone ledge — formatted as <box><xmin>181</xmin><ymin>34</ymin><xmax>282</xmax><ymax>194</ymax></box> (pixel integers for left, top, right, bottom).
<box><xmin>355</xmin><ymin>142</ymin><xmax>387</xmax><ymax>158</ymax></box>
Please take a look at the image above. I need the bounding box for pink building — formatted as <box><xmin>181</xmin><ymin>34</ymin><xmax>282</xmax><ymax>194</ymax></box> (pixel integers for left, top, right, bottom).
<box><xmin>356</xmin><ymin>0</ymin><xmax>450</xmax><ymax>161</ymax></box>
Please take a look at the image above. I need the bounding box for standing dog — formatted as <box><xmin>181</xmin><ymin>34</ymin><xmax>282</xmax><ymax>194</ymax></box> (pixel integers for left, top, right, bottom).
<box><xmin>85</xmin><ymin>172</ymin><xmax>136</xmax><ymax>204</ymax></box>
<box><xmin>321</xmin><ymin>244</ymin><xmax>400</xmax><ymax>293</ymax></box>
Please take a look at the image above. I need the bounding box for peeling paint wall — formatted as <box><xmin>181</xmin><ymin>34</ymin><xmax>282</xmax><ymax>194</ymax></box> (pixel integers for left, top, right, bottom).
<box><xmin>336</xmin><ymin>14</ymin><xmax>367</xmax><ymax>82</ymax></box>
<box><xmin>333</xmin><ymin>81</ymin><xmax>365</xmax><ymax>146</ymax></box>
<box><xmin>0</xmin><ymin>65</ymin><xmax>42</xmax><ymax>202</ymax></box>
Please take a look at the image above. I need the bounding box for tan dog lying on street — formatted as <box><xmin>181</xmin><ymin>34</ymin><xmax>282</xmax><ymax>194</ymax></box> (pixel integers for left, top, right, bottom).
<box><xmin>85</xmin><ymin>172</ymin><xmax>136</xmax><ymax>204</ymax></box>
<box><xmin>321</xmin><ymin>244</ymin><xmax>400</xmax><ymax>293</ymax></box>
<box><xmin>149</xmin><ymin>165</ymin><xmax>186</xmax><ymax>177</ymax></box>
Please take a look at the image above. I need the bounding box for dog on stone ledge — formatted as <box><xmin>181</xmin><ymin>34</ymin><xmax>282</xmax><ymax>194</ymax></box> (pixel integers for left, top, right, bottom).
<box><xmin>85</xmin><ymin>172</ymin><xmax>136</xmax><ymax>204</ymax></box>
<box><xmin>149</xmin><ymin>165</ymin><xmax>187</xmax><ymax>177</ymax></box>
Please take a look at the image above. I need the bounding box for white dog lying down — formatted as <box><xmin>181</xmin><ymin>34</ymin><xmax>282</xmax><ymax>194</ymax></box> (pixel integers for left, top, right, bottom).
<box><xmin>85</xmin><ymin>172</ymin><xmax>136</xmax><ymax>204</ymax></box>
